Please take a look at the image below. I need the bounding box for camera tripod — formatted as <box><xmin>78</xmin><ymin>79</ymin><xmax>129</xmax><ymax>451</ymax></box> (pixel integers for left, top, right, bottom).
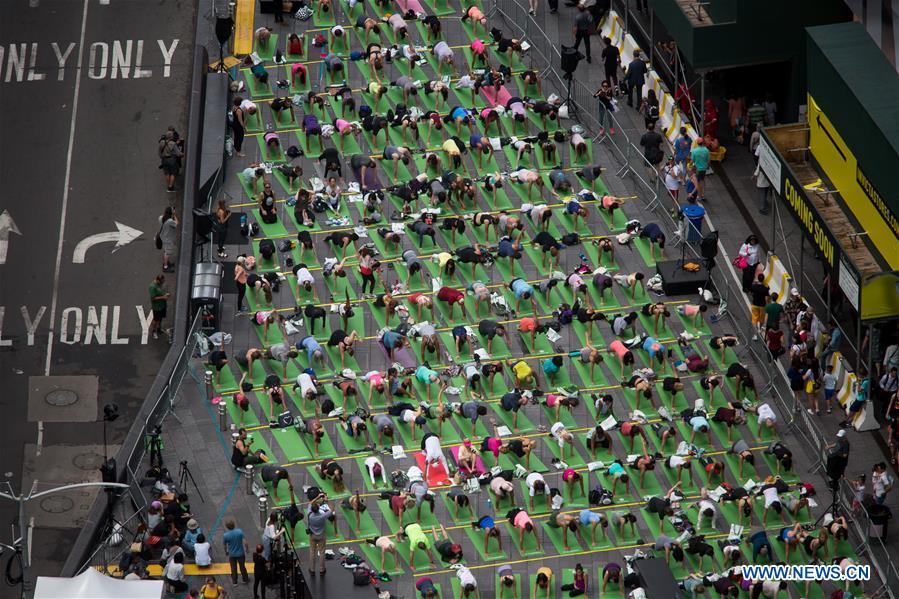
<box><xmin>179</xmin><ymin>460</ymin><xmax>205</xmax><ymax>503</ymax></box>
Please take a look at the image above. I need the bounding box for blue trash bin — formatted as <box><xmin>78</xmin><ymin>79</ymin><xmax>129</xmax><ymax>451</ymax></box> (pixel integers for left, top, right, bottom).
<box><xmin>682</xmin><ymin>204</ymin><xmax>706</xmax><ymax>242</ymax></box>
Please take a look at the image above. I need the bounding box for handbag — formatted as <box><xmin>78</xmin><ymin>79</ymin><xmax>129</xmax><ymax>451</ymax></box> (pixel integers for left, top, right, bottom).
<box><xmin>154</xmin><ymin>224</ymin><xmax>163</xmax><ymax>250</ymax></box>
<box><xmin>732</xmin><ymin>255</ymin><xmax>748</xmax><ymax>270</ymax></box>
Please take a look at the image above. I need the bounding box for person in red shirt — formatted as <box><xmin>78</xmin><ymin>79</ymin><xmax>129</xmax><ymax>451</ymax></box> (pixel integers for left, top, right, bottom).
<box><xmin>766</xmin><ymin>325</ymin><xmax>785</xmax><ymax>361</ymax></box>
<box><xmin>436</xmin><ymin>286</ymin><xmax>465</xmax><ymax>320</ymax></box>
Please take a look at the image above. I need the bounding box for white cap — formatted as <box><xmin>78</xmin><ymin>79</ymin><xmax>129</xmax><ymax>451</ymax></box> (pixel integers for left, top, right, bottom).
<box><xmin>837</xmin><ymin>429</ymin><xmax>846</xmax><ymax>438</ymax></box>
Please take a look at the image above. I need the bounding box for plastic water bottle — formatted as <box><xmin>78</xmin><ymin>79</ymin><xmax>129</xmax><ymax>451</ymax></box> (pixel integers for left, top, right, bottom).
<box><xmin>240</xmin><ymin>213</ymin><xmax>248</xmax><ymax>229</ymax></box>
<box><xmin>485</xmin><ymin>496</ymin><xmax>492</xmax><ymax>509</ymax></box>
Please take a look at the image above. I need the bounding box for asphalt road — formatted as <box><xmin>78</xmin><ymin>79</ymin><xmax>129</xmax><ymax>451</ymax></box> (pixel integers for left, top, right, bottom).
<box><xmin>0</xmin><ymin>0</ymin><xmax>196</xmax><ymax>581</ymax></box>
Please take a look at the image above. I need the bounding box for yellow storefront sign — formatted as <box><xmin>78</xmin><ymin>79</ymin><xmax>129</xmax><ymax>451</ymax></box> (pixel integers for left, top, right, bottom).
<box><xmin>807</xmin><ymin>94</ymin><xmax>899</xmax><ymax>269</ymax></box>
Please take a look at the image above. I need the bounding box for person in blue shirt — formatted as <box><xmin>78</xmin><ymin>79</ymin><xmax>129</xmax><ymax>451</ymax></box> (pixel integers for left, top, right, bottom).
<box><xmin>380</xmin><ymin>329</ymin><xmax>408</xmax><ymax>361</ymax></box>
<box><xmin>297</xmin><ymin>335</ymin><xmax>325</xmax><ymax>367</ymax></box>
<box><xmin>222</xmin><ymin>519</ymin><xmax>250</xmax><ymax>584</ymax></box>
<box><xmin>509</xmin><ymin>277</ymin><xmax>537</xmax><ymax>315</ymax></box>
<box><xmin>452</xmin><ymin>325</ymin><xmax>470</xmax><ymax>356</ymax></box>
<box><xmin>471</xmin><ymin>515</ymin><xmax>501</xmax><ymax>553</ymax></box>
<box><xmin>543</xmin><ymin>356</ymin><xmax>564</xmax><ymax>384</ymax></box>
<box><xmin>642</xmin><ymin>336</ymin><xmax>667</xmax><ymax>370</ymax></box>
<box><xmin>497</xmin><ymin>236</ymin><xmax>523</xmax><ymax>267</ymax></box>
<box><xmin>639</xmin><ymin>222</ymin><xmax>666</xmax><ymax>261</ymax></box>
<box><xmin>688</xmin><ymin>411</ymin><xmax>711</xmax><ymax>446</ymax></box>
<box><xmin>673</xmin><ymin>127</ymin><xmax>692</xmax><ymax>172</ymax></box>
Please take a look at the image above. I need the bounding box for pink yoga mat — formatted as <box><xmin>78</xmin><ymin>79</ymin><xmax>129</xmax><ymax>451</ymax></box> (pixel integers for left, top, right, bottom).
<box><xmin>378</xmin><ymin>341</ymin><xmax>418</xmax><ymax>369</ymax></box>
<box><xmin>414</xmin><ymin>451</ymin><xmax>452</xmax><ymax>486</ymax></box>
<box><xmin>450</xmin><ymin>445</ymin><xmax>486</xmax><ymax>475</ymax></box>
<box><xmin>396</xmin><ymin>0</ymin><xmax>425</xmax><ymax>13</ymax></box>
<box><xmin>480</xmin><ymin>84</ymin><xmax>512</xmax><ymax>107</ymax></box>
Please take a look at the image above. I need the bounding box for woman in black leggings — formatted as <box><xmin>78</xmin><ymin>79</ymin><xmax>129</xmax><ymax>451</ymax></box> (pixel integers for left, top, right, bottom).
<box><xmin>358</xmin><ymin>249</ymin><xmax>378</xmax><ymax>294</ymax></box>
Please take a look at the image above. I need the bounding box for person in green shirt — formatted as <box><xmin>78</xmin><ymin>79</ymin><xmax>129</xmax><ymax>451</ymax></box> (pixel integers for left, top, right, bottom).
<box><xmin>149</xmin><ymin>275</ymin><xmax>170</xmax><ymax>340</ymax></box>
<box><xmin>764</xmin><ymin>293</ymin><xmax>784</xmax><ymax>331</ymax></box>
<box><xmin>690</xmin><ymin>138</ymin><xmax>710</xmax><ymax>201</ymax></box>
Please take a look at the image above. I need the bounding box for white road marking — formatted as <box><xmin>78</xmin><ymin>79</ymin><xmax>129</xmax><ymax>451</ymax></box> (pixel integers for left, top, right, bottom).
<box><xmin>99</xmin><ymin>0</ymin><xmax>109</xmax><ymax>4</ymax></box>
<box><xmin>0</xmin><ymin>210</ymin><xmax>21</xmax><ymax>264</ymax></box>
<box><xmin>36</xmin><ymin>421</ymin><xmax>43</xmax><ymax>457</ymax></box>
<box><xmin>45</xmin><ymin>0</ymin><xmax>89</xmax><ymax>376</ymax></box>
<box><xmin>72</xmin><ymin>222</ymin><xmax>142</xmax><ymax>263</ymax></box>
<box><xmin>29</xmin><ymin>0</ymin><xmax>39</xmax><ymax>7</ymax></box>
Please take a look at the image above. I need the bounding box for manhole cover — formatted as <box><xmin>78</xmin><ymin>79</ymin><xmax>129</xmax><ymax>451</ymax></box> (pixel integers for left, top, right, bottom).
<box><xmin>73</xmin><ymin>452</ymin><xmax>104</xmax><ymax>471</ymax></box>
<box><xmin>40</xmin><ymin>495</ymin><xmax>74</xmax><ymax>514</ymax></box>
<box><xmin>45</xmin><ymin>389</ymin><xmax>79</xmax><ymax>407</ymax></box>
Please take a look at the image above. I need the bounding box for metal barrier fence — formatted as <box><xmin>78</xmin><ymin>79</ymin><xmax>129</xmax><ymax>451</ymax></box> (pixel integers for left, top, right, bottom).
<box><xmin>76</xmin><ymin>308</ymin><xmax>206</xmax><ymax>573</ymax></box>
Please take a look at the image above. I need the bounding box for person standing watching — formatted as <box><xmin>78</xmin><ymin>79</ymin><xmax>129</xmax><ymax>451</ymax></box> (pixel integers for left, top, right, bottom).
<box><xmin>624</xmin><ymin>49</ymin><xmax>647</xmax><ymax>108</ymax></box>
<box><xmin>222</xmin><ymin>519</ymin><xmax>250</xmax><ymax>585</ymax></box>
<box><xmin>158</xmin><ymin>206</ymin><xmax>179</xmax><ymax>272</ymax></box>
<box><xmin>572</xmin><ymin>5</ymin><xmax>594</xmax><ymax>63</ymax></box>
<box><xmin>690</xmin><ymin>139</ymin><xmax>711</xmax><ymax>202</ymax></box>
<box><xmin>149</xmin><ymin>275</ymin><xmax>170</xmax><ymax>341</ymax></box>
<box><xmin>158</xmin><ymin>130</ymin><xmax>184</xmax><ymax>192</ymax></box>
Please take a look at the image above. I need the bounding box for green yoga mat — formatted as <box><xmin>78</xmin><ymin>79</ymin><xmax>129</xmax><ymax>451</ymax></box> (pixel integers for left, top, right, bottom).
<box><xmin>212</xmin><ymin>365</ymin><xmax>240</xmax><ymax>393</ymax></box>
<box><xmin>305</xmin><ymin>466</ymin><xmax>351</xmax><ymax>499</ymax></box>
<box><xmin>340</xmin><ymin>504</ymin><xmax>381</xmax><ymax>537</ymax></box>
<box><xmin>377</xmin><ymin>498</ymin><xmax>440</xmax><ymax>531</ymax></box>
<box><xmin>503</xmin><ymin>522</ymin><xmax>544</xmax><ymax>557</ymax></box>
<box><xmin>496</xmin><ymin>574</ymin><xmax>522</xmax><ymax>599</ymax></box>
<box><xmin>254</xmin><ymin>34</ymin><xmax>279</xmax><ymax>61</ymax></box>
<box><xmin>490</xmin><ymin>404</ymin><xmax>536</xmax><ymax>434</ymax></box>
<box><xmin>528</xmin><ymin>574</ymin><xmax>557</xmax><ymax>599</ymax></box>
<box><xmin>224</xmin><ymin>396</ymin><xmax>261</xmax><ymax>427</ymax></box>
<box><xmin>358</xmin><ymin>541</ymin><xmax>404</xmax><ymax>576</ymax></box>
<box><xmin>244</xmin><ymin>70</ymin><xmax>274</xmax><ymax>99</ymax></box>
<box><xmin>311</xmin><ymin>3</ymin><xmax>337</xmax><ymax>26</ymax></box>
<box><xmin>271</xmin><ymin>105</ymin><xmax>298</xmax><ymax>129</ymax></box>
<box><xmin>336</xmin><ymin>422</ymin><xmax>371</xmax><ymax>453</ymax></box>
<box><xmin>462</xmin><ymin>527</ymin><xmax>506</xmax><ymax>562</ymax></box>
<box><xmin>571</xmin><ymin>356</ymin><xmax>610</xmax><ymax>388</ymax></box>
<box><xmin>631</xmin><ymin>236</ymin><xmax>664</xmax><ymax>268</ymax></box>
<box><xmin>543</xmin><ymin>438</ymin><xmax>588</xmax><ymax>469</ymax></box>
<box><xmin>394</xmin><ymin>536</ymin><xmax>437</xmax><ymax>571</ymax></box>
<box><xmin>238</xmin><ymin>170</ymin><xmax>266</xmax><ymax>198</ymax></box>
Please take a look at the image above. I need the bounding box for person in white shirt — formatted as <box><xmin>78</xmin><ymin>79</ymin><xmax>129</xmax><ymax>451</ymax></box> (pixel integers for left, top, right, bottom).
<box><xmin>163</xmin><ymin>552</ymin><xmax>187</xmax><ymax>592</ymax></box>
<box><xmin>550</xmin><ymin>421</ymin><xmax>575</xmax><ymax>458</ymax></box>
<box><xmin>490</xmin><ymin>475</ymin><xmax>515</xmax><ymax>505</ymax></box>
<box><xmin>365</xmin><ymin>456</ymin><xmax>388</xmax><ymax>487</ymax></box>
<box><xmin>422</xmin><ymin>432</ymin><xmax>451</xmax><ymax>479</ymax></box>
<box><xmin>756</xmin><ymin>403</ymin><xmax>776</xmax><ymax>430</ymax></box>
<box><xmin>697</xmin><ymin>498</ymin><xmax>718</xmax><ymax>528</ymax></box>
<box><xmin>760</xmin><ymin>479</ymin><xmax>786</xmax><ymax>523</ymax></box>
<box><xmin>194</xmin><ymin>533</ymin><xmax>212</xmax><ymax>567</ymax></box>
<box><xmin>457</xmin><ymin>566</ymin><xmax>478</xmax><ymax>597</ymax></box>
<box><xmin>525</xmin><ymin>472</ymin><xmax>548</xmax><ymax>510</ymax></box>
<box><xmin>663</xmin><ymin>159</ymin><xmax>682</xmax><ymax>201</ymax></box>
<box><xmin>295</xmin><ymin>372</ymin><xmax>317</xmax><ymax>403</ymax></box>
<box><xmin>294</xmin><ymin>265</ymin><xmax>315</xmax><ymax>291</ymax></box>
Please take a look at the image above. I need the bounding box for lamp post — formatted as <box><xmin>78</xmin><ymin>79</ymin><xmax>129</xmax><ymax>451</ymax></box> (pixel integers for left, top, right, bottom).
<box><xmin>0</xmin><ymin>481</ymin><xmax>129</xmax><ymax>599</ymax></box>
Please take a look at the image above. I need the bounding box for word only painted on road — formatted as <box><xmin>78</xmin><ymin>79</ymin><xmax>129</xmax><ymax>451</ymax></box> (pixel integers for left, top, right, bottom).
<box><xmin>0</xmin><ymin>305</ymin><xmax>159</xmax><ymax>346</ymax></box>
<box><xmin>0</xmin><ymin>39</ymin><xmax>179</xmax><ymax>82</ymax></box>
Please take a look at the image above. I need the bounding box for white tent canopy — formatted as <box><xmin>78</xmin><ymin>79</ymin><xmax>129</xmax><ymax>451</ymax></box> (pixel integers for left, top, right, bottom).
<box><xmin>35</xmin><ymin>567</ymin><xmax>163</xmax><ymax>599</ymax></box>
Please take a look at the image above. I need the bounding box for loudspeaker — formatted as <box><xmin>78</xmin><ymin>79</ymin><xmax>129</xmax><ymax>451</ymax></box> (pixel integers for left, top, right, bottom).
<box><xmin>193</xmin><ymin>208</ymin><xmax>214</xmax><ymax>238</ymax></box>
<box><xmin>826</xmin><ymin>453</ymin><xmax>847</xmax><ymax>483</ymax></box>
<box><xmin>560</xmin><ymin>45</ymin><xmax>583</xmax><ymax>75</ymax></box>
<box><xmin>215</xmin><ymin>17</ymin><xmax>234</xmax><ymax>45</ymax></box>
<box><xmin>100</xmin><ymin>458</ymin><xmax>117</xmax><ymax>483</ymax></box>
<box><xmin>700</xmin><ymin>230</ymin><xmax>719</xmax><ymax>259</ymax></box>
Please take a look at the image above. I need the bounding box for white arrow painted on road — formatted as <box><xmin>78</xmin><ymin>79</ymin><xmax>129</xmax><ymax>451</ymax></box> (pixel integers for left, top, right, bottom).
<box><xmin>0</xmin><ymin>210</ymin><xmax>22</xmax><ymax>265</ymax></box>
<box><xmin>72</xmin><ymin>222</ymin><xmax>142</xmax><ymax>263</ymax></box>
